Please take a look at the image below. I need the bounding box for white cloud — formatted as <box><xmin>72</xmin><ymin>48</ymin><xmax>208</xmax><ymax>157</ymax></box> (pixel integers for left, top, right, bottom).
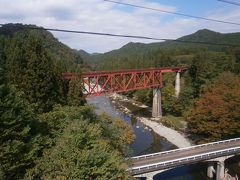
<box><xmin>0</xmin><ymin>0</ymin><xmax>240</xmax><ymax>53</ymax></box>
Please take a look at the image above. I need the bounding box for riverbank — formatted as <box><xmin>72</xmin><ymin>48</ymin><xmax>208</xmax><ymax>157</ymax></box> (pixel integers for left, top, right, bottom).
<box><xmin>138</xmin><ymin>117</ymin><xmax>191</xmax><ymax>148</ymax></box>
<box><xmin>110</xmin><ymin>93</ymin><xmax>192</xmax><ymax>148</ymax></box>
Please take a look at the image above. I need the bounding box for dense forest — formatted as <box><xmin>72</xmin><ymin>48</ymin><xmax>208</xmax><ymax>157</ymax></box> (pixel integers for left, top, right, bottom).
<box><xmin>1</xmin><ymin>23</ymin><xmax>240</xmax><ymax>179</ymax></box>
<box><xmin>80</xmin><ymin>29</ymin><xmax>240</xmax><ymax>143</ymax></box>
<box><xmin>0</xmin><ymin>24</ymin><xmax>135</xmax><ymax>179</ymax></box>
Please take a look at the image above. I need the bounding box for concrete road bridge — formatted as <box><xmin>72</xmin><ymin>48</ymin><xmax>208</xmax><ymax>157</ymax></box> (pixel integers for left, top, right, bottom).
<box><xmin>128</xmin><ymin>138</ymin><xmax>240</xmax><ymax>180</ymax></box>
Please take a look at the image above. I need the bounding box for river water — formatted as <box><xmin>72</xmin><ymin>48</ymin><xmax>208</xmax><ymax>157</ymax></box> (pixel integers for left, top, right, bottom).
<box><xmin>87</xmin><ymin>96</ymin><xmax>240</xmax><ymax>180</ymax></box>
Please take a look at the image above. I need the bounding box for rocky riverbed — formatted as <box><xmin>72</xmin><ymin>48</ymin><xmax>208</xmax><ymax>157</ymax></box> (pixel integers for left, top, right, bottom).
<box><xmin>109</xmin><ymin>93</ymin><xmax>192</xmax><ymax>148</ymax></box>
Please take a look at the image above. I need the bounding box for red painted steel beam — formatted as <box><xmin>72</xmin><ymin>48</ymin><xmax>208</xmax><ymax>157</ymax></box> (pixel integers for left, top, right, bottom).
<box><xmin>63</xmin><ymin>66</ymin><xmax>187</xmax><ymax>96</ymax></box>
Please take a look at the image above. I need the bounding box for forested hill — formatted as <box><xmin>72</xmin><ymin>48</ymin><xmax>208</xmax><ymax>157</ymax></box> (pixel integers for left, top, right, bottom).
<box><xmin>0</xmin><ymin>23</ymin><xmax>134</xmax><ymax>179</ymax></box>
<box><xmin>179</xmin><ymin>29</ymin><xmax>240</xmax><ymax>43</ymax></box>
<box><xmin>0</xmin><ymin>23</ymin><xmax>87</xmax><ymax>112</ymax></box>
<box><xmin>0</xmin><ymin>24</ymin><xmax>84</xmax><ymax>71</ymax></box>
<box><xmin>79</xmin><ymin>29</ymin><xmax>240</xmax><ymax>70</ymax></box>
<box><xmin>78</xmin><ymin>49</ymin><xmax>102</xmax><ymax>65</ymax></box>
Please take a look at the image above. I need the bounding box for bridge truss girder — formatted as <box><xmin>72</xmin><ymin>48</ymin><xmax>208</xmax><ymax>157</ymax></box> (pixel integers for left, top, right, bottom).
<box><xmin>63</xmin><ymin>67</ymin><xmax>187</xmax><ymax>96</ymax></box>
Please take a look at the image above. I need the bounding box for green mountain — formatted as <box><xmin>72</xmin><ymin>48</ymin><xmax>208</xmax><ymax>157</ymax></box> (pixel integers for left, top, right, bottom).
<box><xmin>78</xmin><ymin>49</ymin><xmax>102</xmax><ymax>64</ymax></box>
<box><xmin>80</xmin><ymin>29</ymin><xmax>240</xmax><ymax>70</ymax></box>
<box><xmin>0</xmin><ymin>23</ymin><xmax>83</xmax><ymax>71</ymax></box>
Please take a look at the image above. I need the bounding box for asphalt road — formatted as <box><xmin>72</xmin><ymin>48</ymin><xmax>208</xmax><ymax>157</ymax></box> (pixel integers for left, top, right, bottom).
<box><xmin>131</xmin><ymin>140</ymin><xmax>240</xmax><ymax>168</ymax></box>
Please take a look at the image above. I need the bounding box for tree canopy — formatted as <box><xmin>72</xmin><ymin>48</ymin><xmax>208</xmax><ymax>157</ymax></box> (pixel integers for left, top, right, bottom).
<box><xmin>0</xmin><ymin>24</ymin><xmax>135</xmax><ymax>179</ymax></box>
<box><xmin>187</xmin><ymin>72</ymin><xmax>240</xmax><ymax>143</ymax></box>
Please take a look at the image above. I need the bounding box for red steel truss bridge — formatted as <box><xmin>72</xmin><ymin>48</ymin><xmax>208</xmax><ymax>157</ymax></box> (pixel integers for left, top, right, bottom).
<box><xmin>63</xmin><ymin>67</ymin><xmax>187</xmax><ymax>96</ymax></box>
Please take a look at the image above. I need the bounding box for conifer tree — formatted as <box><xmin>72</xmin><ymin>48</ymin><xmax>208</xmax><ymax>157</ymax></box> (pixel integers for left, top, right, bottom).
<box><xmin>0</xmin><ymin>85</ymin><xmax>46</xmax><ymax>179</ymax></box>
<box><xmin>5</xmin><ymin>31</ymin><xmax>64</xmax><ymax>112</ymax></box>
<box><xmin>67</xmin><ymin>77</ymin><xmax>85</xmax><ymax>106</ymax></box>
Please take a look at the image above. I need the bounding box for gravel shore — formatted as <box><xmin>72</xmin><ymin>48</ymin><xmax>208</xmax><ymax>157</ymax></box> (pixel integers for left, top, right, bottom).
<box><xmin>110</xmin><ymin>93</ymin><xmax>192</xmax><ymax>148</ymax></box>
<box><xmin>138</xmin><ymin>117</ymin><xmax>192</xmax><ymax>148</ymax></box>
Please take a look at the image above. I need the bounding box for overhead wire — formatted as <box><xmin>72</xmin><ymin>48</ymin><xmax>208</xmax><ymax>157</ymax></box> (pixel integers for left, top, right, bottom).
<box><xmin>217</xmin><ymin>0</ymin><xmax>240</xmax><ymax>6</ymax></box>
<box><xmin>103</xmin><ymin>0</ymin><xmax>240</xmax><ymax>26</ymax></box>
<box><xmin>0</xmin><ymin>23</ymin><xmax>239</xmax><ymax>47</ymax></box>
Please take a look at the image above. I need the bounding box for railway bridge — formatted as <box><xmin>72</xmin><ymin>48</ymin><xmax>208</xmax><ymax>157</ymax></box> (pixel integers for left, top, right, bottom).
<box><xmin>64</xmin><ymin>68</ymin><xmax>240</xmax><ymax>179</ymax></box>
<box><xmin>64</xmin><ymin>66</ymin><xmax>187</xmax><ymax>118</ymax></box>
<box><xmin>128</xmin><ymin>138</ymin><xmax>240</xmax><ymax>180</ymax></box>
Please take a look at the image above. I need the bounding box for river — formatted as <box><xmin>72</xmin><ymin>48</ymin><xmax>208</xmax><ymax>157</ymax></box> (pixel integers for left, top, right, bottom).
<box><xmin>87</xmin><ymin>95</ymin><xmax>240</xmax><ymax>180</ymax></box>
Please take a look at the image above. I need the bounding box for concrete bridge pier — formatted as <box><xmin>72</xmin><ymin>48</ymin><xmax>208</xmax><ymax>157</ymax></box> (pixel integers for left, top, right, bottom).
<box><xmin>207</xmin><ymin>162</ymin><xmax>215</xmax><ymax>178</ymax></box>
<box><xmin>216</xmin><ymin>160</ymin><xmax>225</xmax><ymax>180</ymax></box>
<box><xmin>152</xmin><ymin>87</ymin><xmax>162</xmax><ymax>118</ymax></box>
<box><xmin>175</xmin><ymin>71</ymin><xmax>180</xmax><ymax>98</ymax></box>
<box><xmin>207</xmin><ymin>156</ymin><xmax>235</xmax><ymax>180</ymax></box>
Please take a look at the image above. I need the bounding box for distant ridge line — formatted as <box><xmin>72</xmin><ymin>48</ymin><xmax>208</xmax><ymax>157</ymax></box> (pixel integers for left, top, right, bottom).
<box><xmin>0</xmin><ymin>24</ymin><xmax>240</xmax><ymax>47</ymax></box>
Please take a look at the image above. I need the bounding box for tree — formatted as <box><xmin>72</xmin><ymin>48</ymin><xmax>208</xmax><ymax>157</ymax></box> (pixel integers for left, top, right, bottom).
<box><xmin>161</xmin><ymin>74</ymin><xmax>176</xmax><ymax>114</ymax></box>
<box><xmin>132</xmin><ymin>89</ymin><xmax>152</xmax><ymax>106</ymax></box>
<box><xmin>112</xmin><ymin>118</ymin><xmax>136</xmax><ymax>154</ymax></box>
<box><xmin>26</xmin><ymin>116</ymin><xmax>133</xmax><ymax>179</ymax></box>
<box><xmin>67</xmin><ymin>77</ymin><xmax>85</xmax><ymax>106</ymax></box>
<box><xmin>187</xmin><ymin>72</ymin><xmax>240</xmax><ymax>143</ymax></box>
<box><xmin>0</xmin><ymin>85</ymin><xmax>47</xmax><ymax>179</ymax></box>
<box><xmin>230</xmin><ymin>47</ymin><xmax>240</xmax><ymax>74</ymax></box>
<box><xmin>0</xmin><ymin>36</ymin><xmax>5</xmax><ymax>71</ymax></box>
<box><xmin>39</xmin><ymin>105</ymin><xmax>97</xmax><ymax>144</ymax></box>
<box><xmin>189</xmin><ymin>51</ymin><xmax>234</xmax><ymax>98</ymax></box>
<box><xmin>173</xmin><ymin>75</ymin><xmax>194</xmax><ymax>116</ymax></box>
<box><xmin>4</xmin><ymin>30</ymin><xmax>66</xmax><ymax>112</ymax></box>
<box><xmin>25</xmin><ymin>34</ymin><xmax>64</xmax><ymax>111</ymax></box>
<box><xmin>188</xmin><ymin>52</ymin><xmax>215</xmax><ymax>97</ymax></box>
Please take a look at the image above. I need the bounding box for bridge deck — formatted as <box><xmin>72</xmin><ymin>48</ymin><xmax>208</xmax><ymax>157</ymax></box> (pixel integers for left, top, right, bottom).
<box><xmin>129</xmin><ymin>139</ymin><xmax>240</xmax><ymax>175</ymax></box>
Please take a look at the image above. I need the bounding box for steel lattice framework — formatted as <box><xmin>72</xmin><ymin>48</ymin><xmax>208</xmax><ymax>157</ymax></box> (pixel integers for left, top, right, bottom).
<box><xmin>63</xmin><ymin>67</ymin><xmax>187</xmax><ymax>96</ymax></box>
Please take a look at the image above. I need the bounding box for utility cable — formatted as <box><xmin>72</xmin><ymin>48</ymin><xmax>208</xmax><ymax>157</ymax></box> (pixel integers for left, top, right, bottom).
<box><xmin>217</xmin><ymin>0</ymin><xmax>240</xmax><ymax>6</ymax></box>
<box><xmin>103</xmin><ymin>0</ymin><xmax>240</xmax><ymax>26</ymax></box>
<box><xmin>0</xmin><ymin>23</ymin><xmax>239</xmax><ymax>47</ymax></box>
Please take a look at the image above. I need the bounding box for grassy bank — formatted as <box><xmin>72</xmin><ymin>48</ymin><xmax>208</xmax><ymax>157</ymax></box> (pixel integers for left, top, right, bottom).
<box><xmin>161</xmin><ymin>115</ymin><xmax>187</xmax><ymax>131</ymax></box>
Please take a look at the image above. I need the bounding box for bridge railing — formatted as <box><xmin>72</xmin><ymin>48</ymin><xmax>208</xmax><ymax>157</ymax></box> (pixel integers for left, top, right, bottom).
<box><xmin>129</xmin><ymin>137</ymin><xmax>240</xmax><ymax>161</ymax></box>
<box><xmin>129</xmin><ymin>146</ymin><xmax>240</xmax><ymax>175</ymax></box>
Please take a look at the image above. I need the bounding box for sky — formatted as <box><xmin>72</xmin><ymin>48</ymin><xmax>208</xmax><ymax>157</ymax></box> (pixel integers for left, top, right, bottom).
<box><xmin>0</xmin><ymin>0</ymin><xmax>240</xmax><ymax>53</ymax></box>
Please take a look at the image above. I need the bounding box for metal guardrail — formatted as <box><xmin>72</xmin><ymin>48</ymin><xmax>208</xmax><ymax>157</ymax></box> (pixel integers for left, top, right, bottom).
<box><xmin>129</xmin><ymin>137</ymin><xmax>240</xmax><ymax>160</ymax></box>
<box><xmin>129</xmin><ymin>146</ymin><xmax>240</xmax><ymax>175</ymax></box>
